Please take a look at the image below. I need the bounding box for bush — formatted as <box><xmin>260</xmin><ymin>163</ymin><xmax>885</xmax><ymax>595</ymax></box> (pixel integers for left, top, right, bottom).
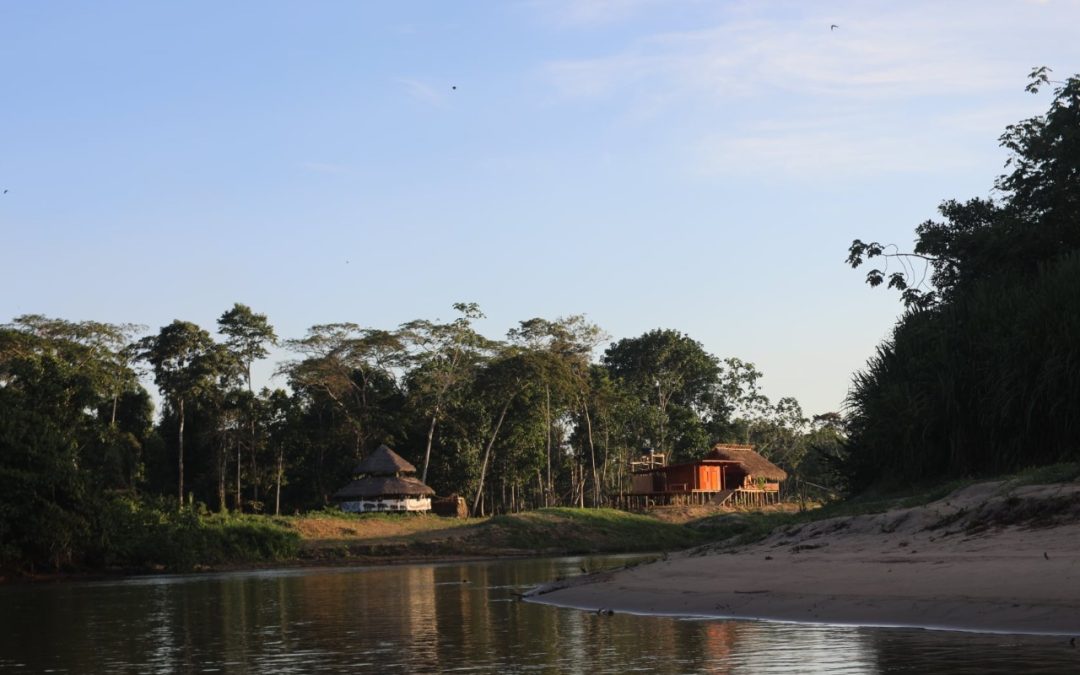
<box><xmin>88</xmin><ymin>496</ymin><xmax>300</xmax><ymax>571</ymax></box>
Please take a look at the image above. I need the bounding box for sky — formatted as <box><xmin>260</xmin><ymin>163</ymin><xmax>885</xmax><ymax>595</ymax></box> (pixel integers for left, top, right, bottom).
<box><xmin>2</xmin><ymin>0</ymin><xmax>1078</xmax><ymax>416</ymax></box>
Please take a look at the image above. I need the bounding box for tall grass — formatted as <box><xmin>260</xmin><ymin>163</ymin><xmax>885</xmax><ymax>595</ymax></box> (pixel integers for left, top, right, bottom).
<box><xmin>844</xmin><ymin>252</ymin><xmax>1080</xmax><ymax>489</ymax></box>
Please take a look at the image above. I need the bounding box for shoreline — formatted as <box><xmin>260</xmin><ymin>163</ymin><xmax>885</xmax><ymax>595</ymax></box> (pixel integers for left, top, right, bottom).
<box><xmin>2</xmin><ymin>507</ymin><xmax>695</xmax><ymax>586</ymax></box>
<box><xmin>0</xmin><ymin>551</ymin><xmax>541</xmax><ymax>586</ymax></box>
<box><xmin>527</xmin><ymin>481</ymin><xmax>1080</xmax><ymax>636</ymax></box>
<box><xmin>529</xmin><ymin>594</ymin><xmax>1078</xmax><ymax>638</ymax></box>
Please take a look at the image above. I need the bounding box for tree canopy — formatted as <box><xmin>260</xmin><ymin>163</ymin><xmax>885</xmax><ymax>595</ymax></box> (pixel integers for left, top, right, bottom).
<box><xmin>842</xmin><ymin>70</ymin><xmax>1080</xmax><ymax>488</ymax></box>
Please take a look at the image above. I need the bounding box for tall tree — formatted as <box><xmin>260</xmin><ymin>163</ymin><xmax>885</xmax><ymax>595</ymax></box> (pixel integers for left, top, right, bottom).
<box><xmin>217</xmin><ymin>303</ymin><xmax>277</xmax><ymax>392</ymax></box>
<box><xmin>848</xmin><ymin>70</ymin><xmax>1080</xmax><ymax>309</ymax></box>
<box><xmin>468</xmin><ymin>346</ymin><xmax>545</xmax><ymax>515</ymax></box>
<box><xmin>217</xmin><ymin>303</ymin><xmax>277</xmax><ymax>510</ymax></box>
<box><xmin>400</xmin><ymin>302</ymin><xmax>490</xmax><ymax>483</ymax></box>
<box><xmin>509</xmin><ymin>316</ymin><xmax>607</xmax><ymax>506</ymax></box>
<box><xmin>0</xmin><ymin>319</ymin><xmax>147</xmax><ymax>569</ymax></box>
<box><xmin>842</xmin><ymin>71</ymin><xmax>1080</xmax><ymax>488</ymax></box>
<box><xmin>138</xmin><ymin>321</ymin><xmax>221</xmax><ymax>507</ymax></box>
<box><xmin>280</xmin><ymin>323</ymin><xmax>407</xmax><ymax>455</ymax></box>
<box><xmin>602</xmin><ymin>329</ymin><xmax>720</xmax><ymax>459</ymax></box>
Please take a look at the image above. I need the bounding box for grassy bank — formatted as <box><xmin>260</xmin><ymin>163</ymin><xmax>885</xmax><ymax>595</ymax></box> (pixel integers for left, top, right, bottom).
<box><xmin>13</xmin><ymin>462</ymin><xmax>1079</xmax><ymax>579</ymax></box>
<box><xmin>285</xmin><ymin>507</ymin><xmax>705</xmax><ymax>564</ymax></box>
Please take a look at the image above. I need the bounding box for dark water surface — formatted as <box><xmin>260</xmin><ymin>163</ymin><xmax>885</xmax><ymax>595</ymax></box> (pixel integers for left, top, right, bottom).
<box><xmin>1</xmin><ymin>556</ymin><xmax>1076</xmax><ymax>673</ymax></box>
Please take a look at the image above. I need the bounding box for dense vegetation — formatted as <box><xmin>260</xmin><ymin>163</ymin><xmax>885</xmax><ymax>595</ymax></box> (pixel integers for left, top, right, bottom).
<box><xmin>1</xmin><ymin>303</ymin><xmax>841</xmax><ymax>573</ymax></box>
<box><xmin>843</xmin><ymin>70</ymin><xmax>1080</xmax><ymax>489</ymax></box>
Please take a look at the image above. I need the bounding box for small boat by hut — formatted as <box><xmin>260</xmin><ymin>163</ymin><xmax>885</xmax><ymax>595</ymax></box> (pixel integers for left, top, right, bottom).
<box><xmin>333</xmin><ymin>445</ymin><xmax>435</xmax><ymax>513</ymax></box>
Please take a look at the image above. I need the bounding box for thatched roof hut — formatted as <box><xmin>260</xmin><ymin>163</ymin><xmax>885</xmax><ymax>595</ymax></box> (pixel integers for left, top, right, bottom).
<box><xmin>706</xmin><ymin>443</ymin><xmax>788</xmax><ymax>481</ymax></box>
<box><xmin>333</xmin><ymin>445</ymin><xmax>435</xmax><ymax>512</ymax></box>
<box><xmin>353</xmin><ymin>445</ymin><xmax>418</xmax><ymax>476</ymax></box>
<box><xmin>333</xmin><ymin>475</ymin><xmax>434</xmax><ymax>500</ymax></box>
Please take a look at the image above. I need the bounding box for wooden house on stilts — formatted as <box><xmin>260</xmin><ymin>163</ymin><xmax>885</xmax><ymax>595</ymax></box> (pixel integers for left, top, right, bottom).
<box><xmin>626</xmin><ymin>443</ymin><xmax>787</xmax><ymax>508</ymax></box>
<box><xmin>333</xmin><ymin>445</ymin><xmax>435</xmax><ymax>513</ymax></box>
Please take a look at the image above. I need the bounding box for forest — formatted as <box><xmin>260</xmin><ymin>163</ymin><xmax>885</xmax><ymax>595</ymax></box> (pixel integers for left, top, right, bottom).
<box><xmin>0</xmin><ymin>303</ymin><xmax>843</xmax><ymax>571</ymax></box>
<box><xmin>843</xmin><ymin>70</ymin><xmax>1080</xmax><ymax>487</ymax></box>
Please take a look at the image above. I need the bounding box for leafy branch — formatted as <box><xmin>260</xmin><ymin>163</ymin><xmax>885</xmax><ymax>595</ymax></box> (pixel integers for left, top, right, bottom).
<box><xmin>846</xmin><ymin>239</ymin><xmax>939</xmax><ymax>309</ymax></box>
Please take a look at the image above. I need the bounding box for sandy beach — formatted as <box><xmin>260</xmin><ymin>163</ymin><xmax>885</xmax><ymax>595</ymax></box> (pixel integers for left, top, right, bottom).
<box><xmin>528</xmin><ymin>481</ymin><xmax>1080</xmax><ymax>635</ymax></box>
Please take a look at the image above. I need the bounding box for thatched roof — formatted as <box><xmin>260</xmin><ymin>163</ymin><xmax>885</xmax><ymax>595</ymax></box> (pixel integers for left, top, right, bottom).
<box><xmin>353</xmin><ymin>445</ymin><xmax>417</xmax><ymax>476</ymax></box>
<box><xmin>706</xmin><ymin>443</ymin><xmax>788</xmax><ymax>481</ymax></box>
<box><xmin>333</xmin><ymin>475</ymin><xmax>435</xmax><ymax>500</ymax></box>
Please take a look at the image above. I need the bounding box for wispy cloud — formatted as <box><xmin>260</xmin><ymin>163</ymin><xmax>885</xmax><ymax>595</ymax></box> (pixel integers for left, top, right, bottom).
<box><xmin>299</xmin><ymin>161</ymin><xmax>351</xmax><ymax>175</ymax></box>
<box><xmin>539</xmin><ymin>0</ymin><xmax>1080</xmax><ymax>176</ymax></box>
<box><xmin>525</xmin><ymin>0</ymin><xmax>685</xmax><ymax>26</ymax></box>
<box><xmin>394</xmin><ymin>77</ymin><xmax>446</xmax><ymax>106</ymax></box>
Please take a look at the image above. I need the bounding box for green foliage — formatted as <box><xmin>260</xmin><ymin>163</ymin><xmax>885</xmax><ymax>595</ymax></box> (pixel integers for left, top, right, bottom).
<box><xmin>482</xmin><ymin>508</ymin><xmax>703</xmax><ymax>553</ymax></box>
<box><xmin>4</xmin><ymin>301</ymin><xmax>832</xmax><ymax>572</ymax></box>
<box><xmin>843</xmin><ymin>72</ymin><xmax>1080</xmax><ymax>490</ymax></box>
<box><xmin>845</xmin><ymin>249</ymin><xmax>1080</xmax><ymax>488</ymax></box>
<box><xmin>0</xmin><ymin>318</ymin><xmax>152</xmax><ymax>571</ymax></box>
<box><xmin>218</xmin><ymin>303</ymin><xmax>277</xmax><ymax>390</ymax></box>
<box><xmin>602</xmin><ymin>329</ymin><xmax>720</xmax><ymax>459</ymax></box>
<box><xmin>1002</xmin><ymin>462</ymin><xmax>1080</xmax><ymax>487</ymax></box>
<box><xmin>89</xmin><ymin>497</ymin><xmax>300</xmax><ymax>571</ymax></box>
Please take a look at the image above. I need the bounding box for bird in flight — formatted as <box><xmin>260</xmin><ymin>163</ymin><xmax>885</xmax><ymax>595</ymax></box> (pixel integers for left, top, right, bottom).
<box><xmin>830</xmin><ymin>24</ymin><xmax>839</xmax><ymax>31</ymax></box>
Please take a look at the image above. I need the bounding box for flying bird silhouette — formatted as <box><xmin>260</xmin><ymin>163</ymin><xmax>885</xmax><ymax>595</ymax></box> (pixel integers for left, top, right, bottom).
<box><xmin>830</xmin><ymin>24</ymin><xmax>839</xmax><ymax>31</ymax></box>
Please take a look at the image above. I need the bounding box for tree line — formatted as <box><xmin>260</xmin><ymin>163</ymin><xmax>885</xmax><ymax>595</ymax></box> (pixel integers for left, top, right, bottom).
<box><xmin>843</xmin><ymin>69</ymin><xmax>1080</xmax><ymax>488</ymax></box>
<box><xmin>1</xmin><ymin>303</ymin><xmax>844</xmax><ymax>568</ymax></box>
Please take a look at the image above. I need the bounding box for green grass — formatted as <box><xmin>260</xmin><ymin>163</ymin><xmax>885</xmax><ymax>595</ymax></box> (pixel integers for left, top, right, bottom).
<box><xmin>1004</xmin><ymin>461</ymin><xmax>1080</xmax><ymax>487</ymax></box>
<box><xmin>477</xmin><ymin>508</ymin><xmax>704</xmax><ymax>554</ymax></box>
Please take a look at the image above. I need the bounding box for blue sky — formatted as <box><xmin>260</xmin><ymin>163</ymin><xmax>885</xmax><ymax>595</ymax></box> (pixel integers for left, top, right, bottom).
<box><xmin>2</xmin><ymin>0</ymin><xmax>1078</xmax><ymax>415</ymax></box>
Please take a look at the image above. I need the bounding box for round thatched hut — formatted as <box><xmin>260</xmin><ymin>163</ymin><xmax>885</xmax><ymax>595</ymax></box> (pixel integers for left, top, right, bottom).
<box><xmin>332</xmin><ymin>445</ymin><xmax>435</xmax><ymax>513</ymax></box>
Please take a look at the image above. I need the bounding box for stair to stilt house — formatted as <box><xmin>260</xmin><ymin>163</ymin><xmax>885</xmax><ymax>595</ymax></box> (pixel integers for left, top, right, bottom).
<box><xmin>711</xmin><ymin>489</ymin><xmax>736</xmax><ymax>506</ymax></box>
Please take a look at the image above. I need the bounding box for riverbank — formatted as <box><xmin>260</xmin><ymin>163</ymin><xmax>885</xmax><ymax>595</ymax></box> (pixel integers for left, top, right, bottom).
<box><xmin>527</xmin><ymin>479</ymin><xmax>1080</xmax><ymax>635</ymax></box>
<box><xmin>0</xmin><ymin>507</ymin><xmax>704</xmax><ymax>583</ymax></box>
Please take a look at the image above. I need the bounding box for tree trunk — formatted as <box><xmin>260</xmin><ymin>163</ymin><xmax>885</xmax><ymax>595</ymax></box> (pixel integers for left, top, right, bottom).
<box><xmin>236</xmin><ymin>438</ymin><xmax>243</xmax><ymax>512</ymax></box>
<box><xmin>472</xmin><ymin>398</ymin><xmax>512</xmax><ymax>517</ymax></box>
<box><xmin>275</xmin><ymin>446</ymin><xmax>283</xmax><ymax>516</ymax></box>
<box><xmin>217</xmin><ymin>433</ymin><xmax>227</xmax><ymax>513</ymax></box>
<box><xmin>177</xmin><ymin>397</ymin><xmax>185</xmax><ymax>508</ymax></box>
<box><xmin>583</xmin><ymin>403</ymin><xmax>598</xmax><ymax>507</ymax></box>
<box><xmin>251</xmin><ymin>417</ymin><xmax>258</xmax><ymax>508</ymax></box>
<box><xmin>600</xmin><ymin>425</ymin><xmax>611</xmax><ymax>504</ymax></box>
<box><xmin>420</xmin><ymin>403</ymin><xmax>440</xmax><ymax>484</ymax></box>
<box><xmin>544</xmin><ymin>384</ymin><xmax>552</xmax><ymax>507</ymax></box>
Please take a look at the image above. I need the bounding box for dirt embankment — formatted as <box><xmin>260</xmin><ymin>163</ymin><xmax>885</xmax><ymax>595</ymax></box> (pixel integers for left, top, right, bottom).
<box><xmin>528</xmin><ymin>480</ymin><xmax>1080</xmax><ymax>635</ymax></box>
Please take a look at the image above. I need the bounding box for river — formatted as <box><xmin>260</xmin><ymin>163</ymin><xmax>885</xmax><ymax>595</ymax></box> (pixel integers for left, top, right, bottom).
<box><xmin>0</xmin><ymin>556</ymin><xmax>1075</xmax><ymax>673</ymax></box>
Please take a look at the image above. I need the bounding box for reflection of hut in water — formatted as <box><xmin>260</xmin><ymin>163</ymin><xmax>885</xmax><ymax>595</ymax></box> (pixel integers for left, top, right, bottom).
<box><xmin>626</xmin><ymin>443</ymin><xmax>786</xmax><ymax>508</ymax></box>
<box><xmin>333</xmin><ymin>445</ymin><xmax>435</xmax><ymax>513</ymax></box>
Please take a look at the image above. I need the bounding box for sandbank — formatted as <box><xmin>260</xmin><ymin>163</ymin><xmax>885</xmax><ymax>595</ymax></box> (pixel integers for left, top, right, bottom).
<box><xmin>528</xmin><ymin>481</ymin><xmax>1080</xmax><ymax>635</ymax></box>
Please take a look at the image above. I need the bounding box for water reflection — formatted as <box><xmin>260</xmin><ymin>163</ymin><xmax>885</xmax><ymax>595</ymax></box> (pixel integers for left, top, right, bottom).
<box><xmin>0</xmin><ymin>557</ymin><xmax>1076</xmax><ymax>673</ymax></box>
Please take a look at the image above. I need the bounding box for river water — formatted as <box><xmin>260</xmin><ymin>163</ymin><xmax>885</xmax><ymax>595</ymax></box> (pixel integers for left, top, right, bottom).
<box><xmin>0</xmin><ymin>556</ymin><xmax>1076</xmax><ymax>673</ymax></box>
